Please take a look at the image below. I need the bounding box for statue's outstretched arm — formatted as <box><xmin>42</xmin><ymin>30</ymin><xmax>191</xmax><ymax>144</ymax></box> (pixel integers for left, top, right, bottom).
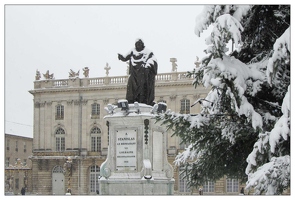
<box><xmin>118</xmin><ymin>53</ymin><xmax>131</xmax><ymax>62</ymax></box>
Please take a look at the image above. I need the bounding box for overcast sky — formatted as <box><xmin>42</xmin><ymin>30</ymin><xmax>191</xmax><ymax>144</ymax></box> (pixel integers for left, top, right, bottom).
<box><xmin>4</xmin><ymin>4</ymin><xmax>214</xmax><ymax>138</ymax></box>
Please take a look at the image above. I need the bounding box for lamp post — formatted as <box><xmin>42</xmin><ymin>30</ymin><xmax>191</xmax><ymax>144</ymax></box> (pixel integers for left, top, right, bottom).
<box><xmin>64</xmin><ymin>157</ymin><xmax>72</xmax><ymax>194</ymax></box>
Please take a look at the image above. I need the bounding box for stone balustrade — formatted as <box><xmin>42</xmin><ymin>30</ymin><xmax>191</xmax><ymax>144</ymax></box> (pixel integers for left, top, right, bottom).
<box><xmin>34</xmin><ymin>71</ymin><xmax>192</xmax><ymax>89</ymax></box>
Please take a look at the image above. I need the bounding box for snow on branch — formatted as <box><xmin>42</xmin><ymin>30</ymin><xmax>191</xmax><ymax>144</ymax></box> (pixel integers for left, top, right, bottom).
<box><xmin>202</xmin><ymin>55</ymin><xmax>265</xmax><ymax>130</ymax></box>
<box><xmin>215</xmin><ymin>14</ymin><xmax>244</xmax><ymax>48</ymax></box>
<box><xmin>245</xmin><ymin>155</ymin><xmax>290</xmax><ymax>195</ymax></box>
<box><xmin>266</xmin><ymin>27</ymin><xmax>290</xmax><ymax>85</ymax></box>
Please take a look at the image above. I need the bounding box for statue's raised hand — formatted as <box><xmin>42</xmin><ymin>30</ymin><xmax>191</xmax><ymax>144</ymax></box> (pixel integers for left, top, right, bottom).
<box><xmin>118</xmin><ymin>54</ymin><xmax>124</xmax><ymax>61</ymax></box>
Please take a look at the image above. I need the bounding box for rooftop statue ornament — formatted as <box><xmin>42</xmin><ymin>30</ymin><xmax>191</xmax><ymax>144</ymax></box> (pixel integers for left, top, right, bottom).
<box><xmin>170</xmin><ymin>58</ymin><xmax>177</xmax><ymax>72</ymax></box>
<box><xmin>83</xmin><ymin>67</ymin><xmax>89</xmax><ymax>78</ymax></box>
<box><xmin>194</xmin><ymin>56</ymin><xmax>201</xmax><ymax>68</ymax></box>
<box><xmin>43</xmin><ymin>70</ymin><xmax>54</xmax><ymax>80</ymax></box>
<box><xmin>35</xmin><ymin>69</ymin><xmax>41</xmax><ymax>80</ymax></box>
<box><xmin>104</xmin><ymin>63</ymin><xmax>111</xmax><ymax>76</ymax></box>
<box><xmin>69</xmin><ymin>69</ymin><xmax>79</xmax><ymax>78</ymax></box>
<box><xmin>118</xmin><ymin>39</ymin><xmax>158</xmax><ymax>106</ymax></box>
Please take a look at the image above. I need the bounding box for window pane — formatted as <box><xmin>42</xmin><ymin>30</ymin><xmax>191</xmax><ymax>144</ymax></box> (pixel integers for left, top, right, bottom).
<box><xmin>204</xmin><ymin>181</ymin><xmax>215</xmax><ymax>193</ymax></box>
<box><xmin>92</xmin><ymin>103</ymin><xmax>100</xmax><ymax>115</ymax></box>
<box><xmin>97</xmin><ymin>136</ymin><xmax>101</xmax><ymax>152</ymax></box>
<box><xmin>91</xmin><ymin>137</ymin><xmax>96</xmax><ymax>151</ymax></box>
<box><xmin>179</xmin><ymin>169</ymin><xmax>190</xmax><ymax>193</ymax></box>
<box><xmin>180</xmin><ymin>99</ymin><xmax>190</xmax><ymax>114</ymax></box>
<box><xmin>56</xmin><ymin>138</ymin><xmax>60</xmax><ymax>151</ymax></box>
<box><xmin>56</xmin><ymin>105</ymin><xmax>64</xmax><ymax>119</ymax></box>
<box><xmin>61</xmin><ymin>138</ymin><xmax>65</xmax><ymax>151</ymax></box>
<box><xmin>227</xmin><ymin>179</ymin><xmax>239</xmax><ymax>193</ymax></box>
<box><xmin>90</xmin><ymin>166</ymin><xmax>100</xmax><ymax>193</ymax></box>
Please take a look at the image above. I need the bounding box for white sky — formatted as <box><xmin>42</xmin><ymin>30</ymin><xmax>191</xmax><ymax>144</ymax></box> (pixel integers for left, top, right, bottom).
<box><xmin>3</xmin><ymin>0</ymin><xmax>292</xmax><ymax>140</ymax></box>
<box><xmin>4</xmin><ymin>4</ymin><xmax>213</xmax><ymax>138</ymax></box>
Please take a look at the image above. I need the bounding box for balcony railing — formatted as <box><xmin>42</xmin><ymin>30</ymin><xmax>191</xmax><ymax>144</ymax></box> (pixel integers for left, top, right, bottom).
<box><xmin>33</xmin><ymin>71</ymin><xmax>192</xmax><ymax>89</ymax></box>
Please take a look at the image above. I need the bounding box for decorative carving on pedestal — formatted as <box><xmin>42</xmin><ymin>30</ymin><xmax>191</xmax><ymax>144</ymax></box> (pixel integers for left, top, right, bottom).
<box><xmin>165</xmin><ymin>169</ymin><xmax>172</xmax><ymax>178</ymax></box>
<box><xmin>106</xmin><ymin>121</ymin><xmax>109</xmax><ymax>145</ymax></box>
<box><xmin>46</xmin><ymin>101</ymin><xmax>52</xmax><ymax>106</ymax></box>
<box><xmin>144</xmin><ymin>119</ymin><xmax>149</xmax><ymax>145</ymax></box>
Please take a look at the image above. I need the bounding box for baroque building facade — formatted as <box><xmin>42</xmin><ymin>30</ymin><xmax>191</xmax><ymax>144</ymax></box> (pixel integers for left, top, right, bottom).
<box><xmin>29</xmin><ymin>61</ymin><xmax>247</xmax><ymax>195</ymax></box>
<box><xmin>5</xmin><ymin>133</ymin><xmax>33</xmax><ymax>195</ymax></box>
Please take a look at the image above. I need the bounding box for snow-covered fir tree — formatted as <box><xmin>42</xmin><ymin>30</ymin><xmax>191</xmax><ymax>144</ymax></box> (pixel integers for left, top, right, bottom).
<box><xmin>156</xmin><ymin>5</ymin><xmax>290</xmax><ymax>195</ymax></box>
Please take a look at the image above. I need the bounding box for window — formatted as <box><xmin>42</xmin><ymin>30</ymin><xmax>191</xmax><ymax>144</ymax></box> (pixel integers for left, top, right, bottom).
<box><xmin>90</xmin><ymin>165</ymin><xmax>100</xmax><ymax>193</ymax></box>
<box><xmin>15</xmin><ymin>141</ymin><xmax>18</xmax><ymax>152</ymax></box>
<box><xmin>179</xmin><ymin>167</ymin><xmax>190</xmax><ymax>193</ymax></box>
<box><xmin>203</xmin><ymin>181</ymin><xmax>215</xmax><ymax>193</ymax></box>
<box><xmin>6</xmin><ymin>139</ymin><xmax>9</xmax><ymax>150</ymax></box>
<box><xmin>55</xmin><ymin>104</ymin><xmax>64</xmax><ymax>120</ymax></box>
<box><xmin>227</xmin><ymin>178</ymin><xmax>239</xmax><ymax>193</ymax></box>
<box><xmin>5</xmin><ymin>157</ymin><xmax>10</xmax><ymax>167</ymax></box>
<box><xmin>91</xmin><ymin>103</ymin><xmax>100</xmax><ymax>119</ymax></box>
<box><xmin>180</xmin><ymin>99</ymin><xmax>190</xmax><ymax>114</ymax></box>
<box><xmin>15</xmin><ymin>178</ymin><xmax>19</xmax><ymax>190</ymax></box>
<box><xmin>24</xmin><ymin>142</ymin><xmax>26</xmax><ymax>153</ymax></box>
<box><xmin>53</xmin><ymin>165</ymin><xmax>64</xmax><ymax>173</ymax></box>
<box><xmin>179</xmin><ymin>138</ymin><xmax>190</xmax><ymax>150</ymax></box>
<box><xmin>91</xmin><ymin>127</ymin><xmax>101</xmax><ymax>152</ymax></box>
<box><xmin>55</xmin><ymin>128</ymin><xmax>65</xmax><ymax>151</ymax></box>
<box><xmin>23</xmin><ymin>159</ymin><xmax>27</xmax><ymax>166</ymax></box>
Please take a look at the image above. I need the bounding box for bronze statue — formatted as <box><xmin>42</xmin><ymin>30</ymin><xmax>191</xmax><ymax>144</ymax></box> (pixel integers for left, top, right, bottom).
<box><xmin>118</xmin><ymin>39</ymin><xmax>157</xmax><ymax>106</ymax></box>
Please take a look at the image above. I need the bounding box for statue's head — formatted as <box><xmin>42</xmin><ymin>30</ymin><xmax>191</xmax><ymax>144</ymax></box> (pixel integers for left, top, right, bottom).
<box><xmin>135</xmin><ymin>39</ymin><xmax>145</xmax><ymax>52</ymax></box>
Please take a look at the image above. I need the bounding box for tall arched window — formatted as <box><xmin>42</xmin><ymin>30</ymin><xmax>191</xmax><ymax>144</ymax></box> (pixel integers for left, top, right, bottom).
<box><xmin>90</xmin><ymin>165</ymin><xmax>100</xmax><ymax>194</ymax></box>
<box><xmin>90</xmin><ymin>127</ymin><xmax>101</xmax><ymax>152</ymax></box>
<box><xmin>180</xmin><ymin>99</ymin><xmax>190</xmax><ymax>114</ymax></box>
<box><xmin>55</xmin><ymin>128</ymin><xmax>65</xmax><ymax>151</ymax></box>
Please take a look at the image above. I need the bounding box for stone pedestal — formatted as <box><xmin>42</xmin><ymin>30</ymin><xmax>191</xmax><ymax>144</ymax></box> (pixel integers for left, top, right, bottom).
<box><xmin>99</xmin><ymin>103</ymin><xmax>174</xmax><ymax>195</ymax></box>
